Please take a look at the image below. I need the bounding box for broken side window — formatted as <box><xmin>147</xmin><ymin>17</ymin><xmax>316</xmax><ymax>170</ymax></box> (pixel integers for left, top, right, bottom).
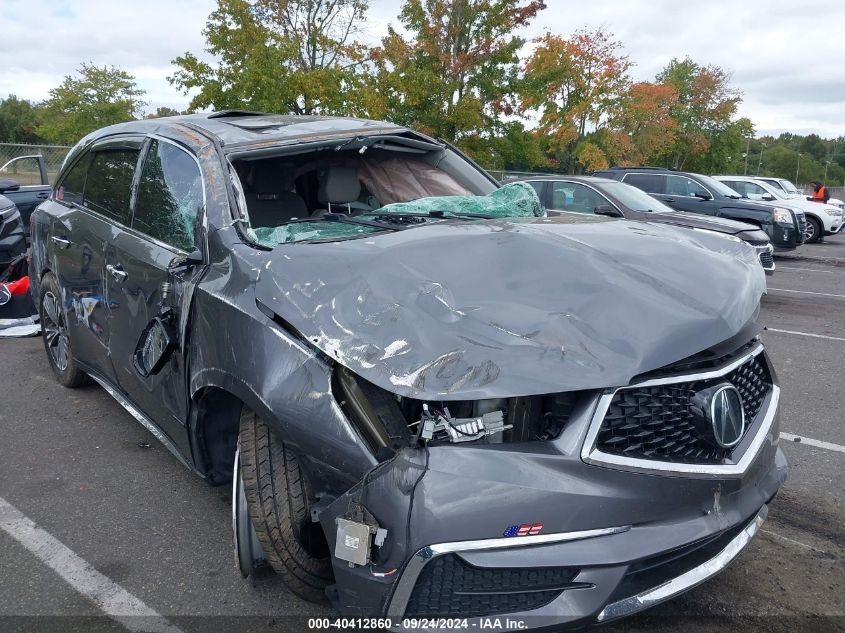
<box><xmin>134</xmin><ymin>140</ymin><xmax>203</xmax><ymax>251</ymax></box>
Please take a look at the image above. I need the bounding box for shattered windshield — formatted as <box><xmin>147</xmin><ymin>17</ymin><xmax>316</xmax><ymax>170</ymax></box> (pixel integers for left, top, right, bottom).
<box><xmin>246</xmin><ymin>182</ymin><xmax>544</xmax><ymax>246</ymax></box>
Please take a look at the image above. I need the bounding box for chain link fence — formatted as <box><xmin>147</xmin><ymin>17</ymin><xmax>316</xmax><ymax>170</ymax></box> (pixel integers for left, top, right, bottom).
<box><xmin>0</xmin><ymin>142</ymin><xmax>72</xmax><ymax>186</ymax></box>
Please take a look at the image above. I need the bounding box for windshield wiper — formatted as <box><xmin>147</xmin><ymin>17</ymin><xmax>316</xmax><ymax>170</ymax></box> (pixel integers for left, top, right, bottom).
<box><xmin>371</xmin><ymin>209</ymin><xmax>496</xmax><ymax>220</ymax></box>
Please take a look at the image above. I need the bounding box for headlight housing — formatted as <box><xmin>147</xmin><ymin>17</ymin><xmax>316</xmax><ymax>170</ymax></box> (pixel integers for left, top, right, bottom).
<box><xmin>772</xmin><ymin>208</ymin><xmax>793</xmax><ymax>225</ymax></box>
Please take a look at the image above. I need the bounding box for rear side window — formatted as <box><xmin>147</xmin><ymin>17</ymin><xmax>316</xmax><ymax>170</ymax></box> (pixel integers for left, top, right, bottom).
<box><xmin>622</xmin><ymin>173</ymin><xmax>664</xmax><ymax>194</ymax></box>
<box><xmin>56</xmin><ymin>153</ymin><xmax>92</xmax><ymax>205</ymax></box>
<box><xmin>84</xmin><ymin>150</ymin><xmax>140</xmax><ymax>225</ymax></box>
<box><xmin>133</xmin><ymin>140</ymin><xmax>203</xmax><ymax>251</ymax></box>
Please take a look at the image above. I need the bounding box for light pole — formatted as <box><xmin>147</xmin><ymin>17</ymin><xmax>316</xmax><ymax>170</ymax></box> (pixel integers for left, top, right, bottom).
<box><xmin>795</xmin><ymin>153</ymin><xmax>801</xmax><ymax>183</ymax></box>
<box><xmin>743</xmin><ymin>137</ymin><xmax>751</xmax><ymax>175</ymax></box>
<box><xmin>756</xmin><ymin>143</ymin><xmax>766</xmax><ymax>176</ymax></box>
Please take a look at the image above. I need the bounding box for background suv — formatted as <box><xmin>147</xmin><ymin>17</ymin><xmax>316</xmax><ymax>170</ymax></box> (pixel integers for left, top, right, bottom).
<box><xmin>515</xmin><ymin>175</ymin><xmax>775</xmax><ymax>272</ymax></box>
<box><xmin>593</xmin><ymin>167</ymin><xmax>804</xmax><ymax>251</ymax></box>
<box><xmin>713</xmin><ymin>175</ymin><xmax>843</xmax><ymax>243</ymax></box>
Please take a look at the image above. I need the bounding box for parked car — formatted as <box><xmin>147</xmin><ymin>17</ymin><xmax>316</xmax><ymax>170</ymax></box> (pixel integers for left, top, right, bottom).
<box><xmin>0</xmin><ymin>194</ymin><xmax>26</xmax><ymax>272</ymax></box>
<box><xmin>516</xmin><ymin>175</ymin><xmax>775</xmax><ymax>273</ymax></box>
<box><xmin>30</xmin><ymin>112</ymin><xmax>786</xmax><ymax>629</ymax></box>
<box><xmin>593</xmin><ymin>167</ymin><xmax>804</xmax><ymax>251</ymax></box>
<box><xmin>713</xmin><ymin>175</ymin><xmax>843</xmax><ymax>243</ymax></box>
<box><xmin>0</xmin><ymin>154</ymin><xmax>52</xmax><ymax>234</ymax></box>
<box><xmin>756</xmin><ymin>176</ymin><xmax>845</xmax><ymax>211</ymax></box>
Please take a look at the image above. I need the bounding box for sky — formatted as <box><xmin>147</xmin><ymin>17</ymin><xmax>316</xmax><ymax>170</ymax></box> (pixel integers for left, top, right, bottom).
<box><xmin>1</xmin><ymin>0</ymin><xmax>843</xmax><ymax>138</ymax></box>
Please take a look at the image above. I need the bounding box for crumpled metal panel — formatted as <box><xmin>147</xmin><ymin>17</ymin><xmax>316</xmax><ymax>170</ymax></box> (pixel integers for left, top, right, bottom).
<box><xmin>254</xmin><ymin>215</ymin><xmax>766</xmax><ymax>400</ymax></box>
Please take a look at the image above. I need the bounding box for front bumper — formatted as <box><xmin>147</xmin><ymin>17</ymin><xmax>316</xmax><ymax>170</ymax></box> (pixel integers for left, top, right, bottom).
<box><xmin>321</xmin><ymin>347</ymin><xmax>788</xmax><ymax>629</ymax></box>
<box><xmin>383</xmin><ymin>454</ymin><xmax>784</xmax><ymax>630</ymax></box>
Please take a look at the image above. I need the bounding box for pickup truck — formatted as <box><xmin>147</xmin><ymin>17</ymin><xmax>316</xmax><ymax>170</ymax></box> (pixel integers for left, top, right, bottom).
<box><xmin>0</xmin><ymin>154</ymin><xmax>52</xmax><ymax>233</ymax></box>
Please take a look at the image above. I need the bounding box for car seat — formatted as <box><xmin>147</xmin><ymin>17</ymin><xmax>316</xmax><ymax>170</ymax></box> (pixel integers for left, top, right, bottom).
<box><xmin>246</xmin><ymin>164</ymin><xmax>307</xmax><ymax>227</ymax></box>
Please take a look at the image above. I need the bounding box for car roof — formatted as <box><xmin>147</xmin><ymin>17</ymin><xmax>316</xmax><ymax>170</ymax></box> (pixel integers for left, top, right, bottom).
<box><xmin>82</xmin><ymin>111</ymin><xmax>411</xmax><ymax>150</ymax></box>
<box><xmin>512</xmin><ymin>175</ymin><xmax>620</xmax><ymax>185</ymax></box>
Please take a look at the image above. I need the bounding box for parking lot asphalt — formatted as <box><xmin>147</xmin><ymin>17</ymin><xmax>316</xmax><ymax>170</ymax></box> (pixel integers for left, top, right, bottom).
<box><xmin>1</xmin><ymin>235</ymin><xmax>843</xmax><ymax>633</ymax></box>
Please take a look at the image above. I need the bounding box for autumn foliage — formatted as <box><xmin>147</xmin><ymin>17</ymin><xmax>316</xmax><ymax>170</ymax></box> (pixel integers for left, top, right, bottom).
<box><xmin>168</xmin><ymin>0</ymin><xmax>753</xmax><ymax>174</ymax></box>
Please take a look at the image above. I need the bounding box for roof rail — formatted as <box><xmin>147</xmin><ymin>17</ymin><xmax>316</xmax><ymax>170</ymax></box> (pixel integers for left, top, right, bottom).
<box><xmin>607</xmin><ymin>165</ymin><xmax>674</xmax><ymax>171</ymax></box>
<box><xmin>207</xmin><ymin>110</ymin><xmax>270</xmax><ymax>119</ymax></box>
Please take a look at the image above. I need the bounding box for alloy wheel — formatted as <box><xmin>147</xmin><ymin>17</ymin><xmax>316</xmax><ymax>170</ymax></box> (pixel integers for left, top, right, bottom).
<box><xmin>42</xmin><ymin>291</ymin><xmax>69</xmax><ymax>372</ymax></box>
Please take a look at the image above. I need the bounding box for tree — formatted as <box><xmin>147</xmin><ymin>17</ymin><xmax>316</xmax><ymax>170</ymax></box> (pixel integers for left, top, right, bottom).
<box><xmin>521</xmin><ymin>28</ymin><xmax>631</xmax><ymax>172</ymax></box>
<box><xmin>170</xmin><ymin>0</ymin><xmax>369</xmax><ymax>115</ymax></box>
<box><xmin>37</xmin><ymin>64</ymin><xmax>146</xmax><ymax>145</ymax></box>
<box><xmin>146</xmin><ymin>106</ymin><xmax>183</xmax><ymax>119</ymax></box>
<box><xmin>370</xmin><ymin>0</ymin><xmax>546</xmax><ymax>160</ymax></box>
<box><xmin>655</xmin><ymin>58</ymin><xmax>741</xmax><ymax>169</ymax></box>
<box><xmin>0</xmin><ymin>96</ymin><xmax>44</xmax><ymax>144</ymax></box>
<box><xmin>608</xmin><ymin>82</ymin><xmax>678</xmax><ymax>165</ymax></box>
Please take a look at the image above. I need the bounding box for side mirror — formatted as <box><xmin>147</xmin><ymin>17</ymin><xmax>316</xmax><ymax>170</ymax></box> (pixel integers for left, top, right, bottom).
<box><xmin>595</xmin><ymin>205</ymin><xmax>624</xmax><ymax>218</ymax></box>
<box><xmin>693</xmin><ymin>190</ymin><xmax>712</xmax><ymax>200</ymax></box>
<box><xmin>133</xmin><ymin>317</ymin><xmax>176</xmax><ymax>377</ymax></box>
<box><xmin>762</xmin><ymin>193</ymin><xmax>776</xmax><ymax>201</ymax></box>
<box><xmin>0</xmin><ymin>179</ymin><xmax>20</xmax><ymax>193</ymax></box>
<box><xmin>168</xmin><ymin>247</ymin><xmax>203</xmax><ymax>272</ymax></box>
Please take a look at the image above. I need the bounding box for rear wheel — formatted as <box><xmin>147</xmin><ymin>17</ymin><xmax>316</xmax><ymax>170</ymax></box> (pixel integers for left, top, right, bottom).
<box><xmin>38</xmin><ymin>273</ymin><xmax>88</xmax><ymax>388</ymax></box>
<box><xmin>236</xmin><ymin>407</ymin><xmax>333</xmax><ymax>602</ymax></box>
<box><xmin>804</xmin><ymin>216</ymin><xmax>821</xmax><ymax>243</ymax></box>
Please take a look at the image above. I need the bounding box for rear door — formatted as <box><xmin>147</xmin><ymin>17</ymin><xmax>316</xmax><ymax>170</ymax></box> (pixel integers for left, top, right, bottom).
<box><xmin>105</xmin><ymin>137</ymin><xmax>205</xmax><ymax>449</ymax></box>
<box><xmin>50</xmin><ymin>138</ymin><xmax>142</xmax><ymax>382</ymax></box>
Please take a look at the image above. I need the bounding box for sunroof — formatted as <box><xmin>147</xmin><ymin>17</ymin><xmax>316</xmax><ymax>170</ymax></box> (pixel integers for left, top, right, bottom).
<box><xmin>207</xmin><ymin>110</ymin><xmax>268</xmax><ymax>119</ymax></box>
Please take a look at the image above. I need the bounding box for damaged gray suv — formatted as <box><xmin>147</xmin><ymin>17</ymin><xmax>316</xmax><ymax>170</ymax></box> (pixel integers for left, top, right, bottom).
<box><xmin>30</xmin><ymin>111</ymin><xmax>787</xmax><ymax>628</ymax></box>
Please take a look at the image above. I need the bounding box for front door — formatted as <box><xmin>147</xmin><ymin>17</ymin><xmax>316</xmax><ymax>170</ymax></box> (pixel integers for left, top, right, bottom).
<box><xmin>105</xmin><ymin>138</ymin><xmax>205</xmax><ymax>452</ymax></box>
<box><xmin>659</xmin><ymin>175</ymin><xmax>716</xmax><ymax>218</ymax></box>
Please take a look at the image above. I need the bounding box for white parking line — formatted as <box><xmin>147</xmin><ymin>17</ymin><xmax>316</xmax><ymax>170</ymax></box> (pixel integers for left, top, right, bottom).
<box><xmin>0</xmin><ymin>497</ymin><xmax>183</xmax><ymax>633</ymax></box>
<box><xmin>765</xmin><ymin>327</ymin><xmax>845</xmax><ymax>342</ymax></box>
<box><xmin>768</xmin><ymin>287</ymin><xmax>845</xmax><ymax>299</ymax></box>
<box><xmin>778</xmin><ymin>265</ymin><xmax>841</xmax><ymax>274</ymax></box>
<box><xmin>780</xmin><ymin>433</ymin><xmax>845</xmax><ymax>455</ymax></box>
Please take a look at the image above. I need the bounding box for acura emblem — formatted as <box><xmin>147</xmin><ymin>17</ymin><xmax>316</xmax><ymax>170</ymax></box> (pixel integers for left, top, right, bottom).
<box><xmin>710</xmin><ymin>385</ymin><xmax>746</xmax><ymax>448</ymax></box>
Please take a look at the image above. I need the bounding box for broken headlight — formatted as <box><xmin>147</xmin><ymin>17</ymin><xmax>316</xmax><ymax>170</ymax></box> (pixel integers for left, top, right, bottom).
<box><xmin>333</xmin><ymin>366</ymin><xmax>579</xmax><ymax>453</ymax></box>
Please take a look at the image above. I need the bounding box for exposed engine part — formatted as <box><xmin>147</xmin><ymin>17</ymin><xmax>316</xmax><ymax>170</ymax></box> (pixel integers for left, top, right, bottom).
<box><xmin>416</xmin><ymin>405</ymin><xmax>511</xmax><ymax>444</ymax></box>
<box><xmin>334</xmin><ymin>504</ymin><xmax>387</xmax><ymax>568</ymax></box>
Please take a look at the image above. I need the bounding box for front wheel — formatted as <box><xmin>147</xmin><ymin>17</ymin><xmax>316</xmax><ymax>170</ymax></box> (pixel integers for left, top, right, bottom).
<box><xmin>38</xmin><ymin>273</ymin><xmax>88</xmax><ymax>388</ymax></box>
<box><xmin>804</xmin><ymin>216</ymin><xmax>821</xmax><ymax>244</ymax></box>
<box><xmin>235</xmin><ymin>408</ymin><xmax>333</xmax><ymax>602</ymax></box>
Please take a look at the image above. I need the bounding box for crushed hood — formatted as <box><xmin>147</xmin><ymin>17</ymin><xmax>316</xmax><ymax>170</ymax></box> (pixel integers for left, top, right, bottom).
<box><xmin>255</xmin><ymin>215</ymin><xmax>766</xmax><ymax>399</ymax></box>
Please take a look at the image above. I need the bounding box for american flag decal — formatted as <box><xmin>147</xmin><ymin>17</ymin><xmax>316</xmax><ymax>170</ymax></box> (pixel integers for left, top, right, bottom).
<box><xmin>503</xmin><ymin>523</ymin><xmax>544</xmax><ymax>537</ymax></box>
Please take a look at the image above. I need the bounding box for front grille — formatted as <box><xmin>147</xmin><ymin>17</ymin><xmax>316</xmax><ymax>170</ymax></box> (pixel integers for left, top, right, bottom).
<box><xmin>796</xmin><ymin>212</ymin><xmax>807</xmax><ymax>239</ymax></box>
<box><xmin>596</xmin><ymin>353</ymin><xmax>772</xmax><ymax>464</ymax></box>
<box><xmin>404</xmin><ymin>554</ymin><xmax>580</xmax><ymax>617</ymax></box>
<box><xmin>759</xmin><ymin>250</ymin><xmax>774</xmax><ymax>269</ymax></box>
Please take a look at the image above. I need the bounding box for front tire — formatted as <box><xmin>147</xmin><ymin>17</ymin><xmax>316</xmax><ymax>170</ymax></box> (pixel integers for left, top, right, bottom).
<box><xmin>237</xmin><ymin>408</ymin><xmax>333</xmax><ymax>602</ymax></box>
<box><xmin>804</xmin><ymin>216</ymin><xmax>821</xmax><ymax>244</ymax></box>
<box><xmin>38</xmin><ymin>273</ymin><xmax>88</xmax><ymax>388</ymax></box>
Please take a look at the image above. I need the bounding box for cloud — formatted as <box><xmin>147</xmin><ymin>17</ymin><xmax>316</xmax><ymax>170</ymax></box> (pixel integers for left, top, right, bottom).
<box><xmin>1</xmin><ymin>0</ymin><xmax>842</xmax><ymax>137</ymax></box>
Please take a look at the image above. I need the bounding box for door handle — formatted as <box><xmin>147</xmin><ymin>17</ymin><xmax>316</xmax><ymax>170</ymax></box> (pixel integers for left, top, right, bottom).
<box><xmin>664</xmin><ymin>198</ymin><xmax>676</xmax><ymax>204</ymax></box>
<box><xmin>36</xmin><ymin>192</ymin><xmax>50</xmax><ymax>199</ymax></box>
<box><xmin>50</xmin><ymin>236</ymin><xmax>71</xmax><ymax>249</ymax></box>
<box><xmin>106</xmin><ymin>264</ymin><xmax>128</xmax><ymax>283</ymax></box>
